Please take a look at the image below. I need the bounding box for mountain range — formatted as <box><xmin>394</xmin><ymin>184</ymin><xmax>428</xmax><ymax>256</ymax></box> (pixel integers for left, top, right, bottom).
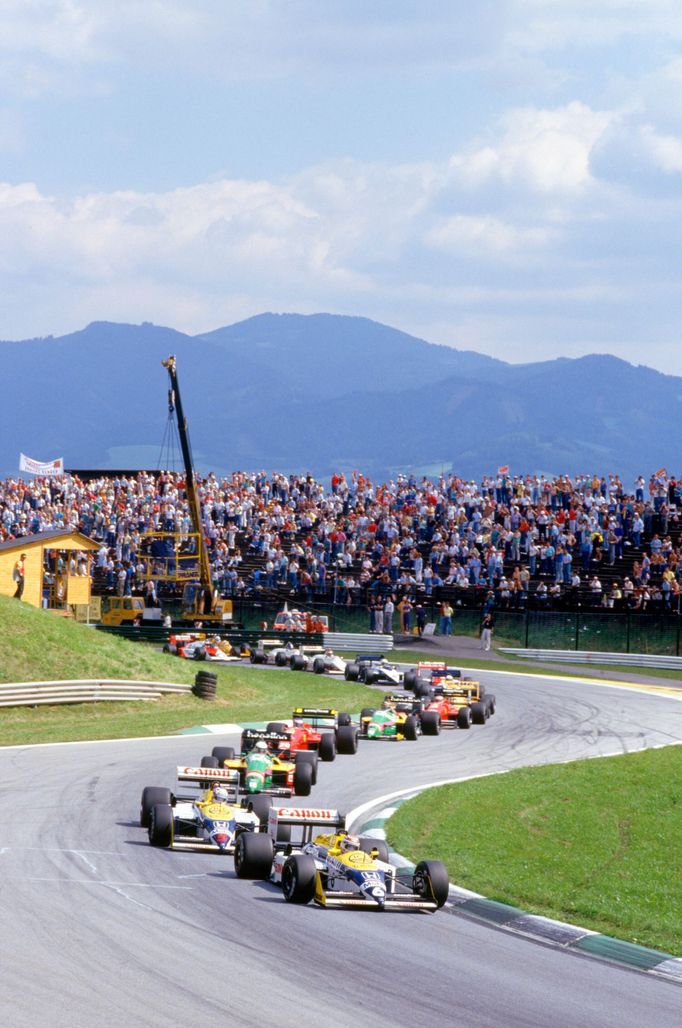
<box><xmin>1</xmin><ymin>313</ymin><xmax>678</xmax><ymax>483</ymax></box>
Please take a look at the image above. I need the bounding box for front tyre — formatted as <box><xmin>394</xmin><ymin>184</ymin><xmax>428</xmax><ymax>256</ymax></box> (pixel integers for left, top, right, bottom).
<box><xmin>293</xmin><ymin>760</ymin><xmax>313</xmax><ymax>796</ymax></box>
<box><xmin>140</xmin><ymin>786</ymin><xmax>172</xmax><ymax>828</ymax></box>
<box><xmin>403</xmin><ymin>715</ymin><xmax>419</xmax><ymax>741</ymax></box>
<box><xmin>318</xmin><ymin>733</ymin><xmax>336</xmax><ymax>762</ymax></box>
<box><xmin>148</xmin><ymin>804</ymin><xmax>173</xmax><ymax>847</ymax></box>
<box><xmin>282</xmin><ymin>854</ymin><xmax>317</xmax><ymax>904</ymax></box>
<box><xmin>413</xmin><ymin>859</ymin><xmax>449</xmax><ymax>909</ymax></box>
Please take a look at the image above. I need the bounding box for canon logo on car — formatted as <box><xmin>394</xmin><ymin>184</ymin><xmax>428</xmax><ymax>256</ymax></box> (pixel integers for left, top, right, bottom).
<box><xmin>273</xmin><ymin>808</ymin><xmax>339</xmax><ymax>820</ymax></box>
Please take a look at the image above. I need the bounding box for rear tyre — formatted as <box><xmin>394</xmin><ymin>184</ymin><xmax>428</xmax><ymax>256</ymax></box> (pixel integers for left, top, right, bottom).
<box><xmin>457</xmin><ymin>707</ymin><xmax>472</xmax><ymax>730</ymax></box>
<box><xmin>140</xmin><ymin>786</ymin><xmax>172</xmax><ymax>828</ymax></box>
<box><xmin>360</xmin><ymin>707</ymin><xmax>376</xmax><ymax>720</ymax></box>
<box><xmin>403</xmin><ymin>669</ymin><xmax>418</xmax><ymax>690</ymax></box>
<box><xmin>344</xmin><ymin>662</ymin><xmax>359</xmax><ymax>681</ymax></box>
<box><xmin>148</xmin><ymin>804</ymin><xmax>173</xmax><ymax>847</ymax></box>
<box><xmin>403</xmin><ymin>715</ymin><xmax>419</xmax><ymax>741</ymax></box>
<box><xmin>421</xmin><ymin>711</ymin><xmax>441</xmax><ymax>736</ymax></box>
<box><xmin>234</xmin><ymin>831</ymin><xmax>274</xmax><ymax>879</ymax></box>
<box><xmin>290</xmin><ymin>654</ymin><xmax>307</xmax><ymax>671</ymax></box>
<box><xmin>337</xmin><ymin>712</ymin><xmax>352</xmax><ymax>727</ymax></box>
<box><xmin>471</xmin><ymin>702</ymin><xmax>488</xmax><ymax>725</ymax></box>
<box><xmin>414</xmin><ymin>681</ymin><xmax>432</xmax><ymax>699</ymax></box>
<box><xmin>318</xmin><ymin>733</ymin><xmax>336</xmax><ymax>762</ymax></box>
<box><xmin>193</xmin><ymin>647</ymin><xmax>207</xmax><ymax>661</ymax></box>
<box><xmin>359</xmin><ymin>837</ymin><xmax>389</xmax><ymax>863</ymax></box>
<box><xmin>413</xmin><ymin>860</ymin><xmax>450</xmax><ymax>909</ymax></box>
<box><xmin>274</xmin><ymin>651</ymin><xmax>288</xmax><ymax>667</ymax></box>
<box><xmin>282</xmin><ymin>854</ymin><xmax>317</xmax><ymax>904</ymax></box>
<box><xmin>211</xmin><ymin>746</ymin><xmax>236</xmax><ymax>766</ymax></box>
<box><xmin>293</xmin><ymin>760</ymin><xmax>313</xmax><ymax>796</ymax></box>
<box><xmin>336</xmin><ymin>725</ymin><xmax>359</xmax><ymax>755</ymax></box>
<box><xmin>363</xmin><ymin>669</ymin><xmax>380</xmax><ymax>685</ymax></box>
<box><xmin>486</xmin><ymin>695</ymin><xmax>496</xmax><ymax>715</ymax></box>
<box><xmin>266</xmin><ymin>722</ymin><xmax>287</xmax><ymax>733</ymax></box>
<box><xmin>248</xmin><ymin>793</ymin><xmax>272</xmax><ymax>826</ymax></box>
<box><xmin>200</xmin><ymin>755</ymin><xmax>219</xmax><ymax>768</ymax></box>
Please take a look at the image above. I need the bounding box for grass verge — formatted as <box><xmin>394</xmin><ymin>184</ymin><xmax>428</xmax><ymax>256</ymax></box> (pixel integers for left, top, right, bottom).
<box><xmin>0</xmin><ymin>596</ymin><xmax>381</xmax><ymax>746</ymax></box>
<box><xmin>387</xmin><ymin>745</ymin><xmax>682</xmax><ymax>956</ymax></box>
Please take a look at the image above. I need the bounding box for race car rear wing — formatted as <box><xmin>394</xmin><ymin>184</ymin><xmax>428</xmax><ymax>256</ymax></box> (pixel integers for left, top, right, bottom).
<box><xmin>176</xmin><ymin>766</ymin><xmax>241</xmax><ymax>785</ymax></box>
<box><xmin>292</xmin><ymin>707</ymin><xmax>338</xmax><ymax>723</ymax></box>
<box><xmin>267</xmin><ymin>806</ymin><xmax>345</xmax><ymax>838</ymax></box>
<box><xmin>383</xmin><ymin>693</ymin><xmax>423</xmax><ymax>710</ymax></box>
<box><xmin>241</xmin><ymin>729</ymin><xmax>290</xmax><ymax>749</ymax></box>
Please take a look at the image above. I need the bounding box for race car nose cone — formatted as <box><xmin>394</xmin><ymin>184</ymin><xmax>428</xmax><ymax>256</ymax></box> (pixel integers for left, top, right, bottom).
<box><xmin>214</xmin><ymin>832</ymin><xmax>229</xmax><ymax>848</ymax></box>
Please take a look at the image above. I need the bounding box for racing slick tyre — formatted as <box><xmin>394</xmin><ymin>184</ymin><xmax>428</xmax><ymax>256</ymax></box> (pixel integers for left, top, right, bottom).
<box><xmin>162</xmin><ymin>643</ymin><xmax>172</xmax><ymax>654</ymax></box>
<box><xmin>312</xmin><ymin>656</ymin><xmax>325</xmax><ymax>674</ymax></box>
<box><xmin>274</xmin><ymin>651</ymin><xmax>289</xmax><ymax>667</ymax></box>
<box><xmin>318</xmin><ymin>732</ymin><xmax>336</xmax><ymax>762</ymax></box>
<box><xmin>360</xmin><ymin>708</ymin><xmax>376</xmax><ymax>720</ymax></box>
<box><xmin>421</xmin><ymin>710</ymin><xmax>441</xmax><ymax>736</ymax></box>
<box><xmin>457</xmin><ymin>707</ymin><xmax>472</xmax><ymax>730</ymax></box>
<box><xmin>403</xmin><ymin>715</ymin><xmax>419</xmax><ymax>741</ymax></box>
<box><xmin>248</xmin><ymin>793</ymin><xmax>272</xmax><ymax>826</ymax></box>
<box><xmin>149</xmin><ymin>804</ymin><xmax>173</xmax><ymax>847</ymax></box>
<box><xmin>413</xmin><ymin>860</ymin><xmax>450</xmax><ymax>909</ymax></box>
<box><xmin>282</xmin><ymin>854</ymin><xmax>317</xmax><ymax>904</ymax></box>
<box><xmin>337</xmin><ymin>712</ymin><xmax>352</xmax><ymax>727</ymax></box>
<box><xmin>359</xmin><ymin>838</ymin><xmax>389</xmax><ymax>863</ymax></box>
<box><xmin>250</xmin><ymin>651</ymin><xmax>265</xmax><ymax>664</ymax></box>
<box><xmin>140</xmin><ymin>786</ymin><xmax>172</xmax><ymax>828</ymax></box>
<box><xmin>471</xmin><ymin>701</ymin><xmax>488</xmax><ymax>725</ymax></box>
<box><xmin>211</xmin><ymin>746</ymin><xmax>236</xmax><ymax>766</ymax></box>
<box><xmin>413</xmin><ymin>680</ymin><xmax>432</xmax><ymax>700</ymax></box>
<box><xmin>344</xmin><ymin>662</ymin><xmax>360</xmax><ymax>681</ymax></box>
<box><xmin>266</xmin><ymin>722</ymin><xmax>287</xmax><ymax>733</ymax></box>
<box><xmin>290</xmin><ymin>654</ymin><xmax>307</xmax><ymax>671</ymax></box>
<box><xmin>336</xmin><ymin>725</ymin><xmax>359</xmax><ymax>755</ymax></box>
<box><xmin>362</xmin><ymin>669</ymin><xmax>380</xmax><ymax>685</ymax></box>
<box><xmin>293</xmin><ymin>760</ymin><xmax>313</xmax><ymax>796</ymax></box>
<box><xmin>403</xmin><ymin>669</ymin><xmax>418</xmax><ymax>690</ymax></box>
<box><xmin>486</xmin><ymin>695</ymin><xmax>496</xmax><ymax>716</ymax></box>
<box><xmin>193</xmin><ymin>647</ymin><xmax>207</xmax><ymax>661</ymax></box>
<box><xmin>200</xmin><ymin>755</ymin><xmax>219</xmax><ymax>768</ymax></box>
<box><xmin>234</xmin><ymin>831</ymin><xmax>274</xmax><ymax>879</ymax></box>
<box><xmin>295</xmin><ymin>751</ymin><xmax>318</xmax><ymax>784</ymax></box>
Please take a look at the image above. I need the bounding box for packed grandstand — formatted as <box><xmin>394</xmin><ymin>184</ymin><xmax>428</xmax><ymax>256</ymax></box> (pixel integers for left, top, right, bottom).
<box><xmin>1</xmin><ymin>468</ymin><xmax>681</xmax><ymax>620</ymax></box>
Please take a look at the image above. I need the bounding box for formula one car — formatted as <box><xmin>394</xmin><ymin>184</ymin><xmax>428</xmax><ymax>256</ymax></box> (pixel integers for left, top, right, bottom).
<box><xmin>422</xmin><ymin>678</ymin><xmax>496</xmax><ymax>729</ymax></box>
<box><xmin>139</xmin><ymin>765</ymin><xmax>262</xmax><ymax>852</ymax></box>
<box><xmin>263</xmin><ymin>708</ymin><xmax>359</xmax><ymax>759</ymax></box>
<box><xmin>163</xmin><ymin>632</ymin><xmax>240</xmax><ymax>662</ymax></box>
<box><xmin>202</xmin><ymin>729</ymin><xmax>314</xmax><ymax>795</ymax></box>
<box><xmin>233</xmin><ymin>806</ymin><xmax>450</xmax><ymax>911</ymax></box>
<box><xmin>357</xmin><ymin>694</ymin><xmax>423</xmax><ymax>741</ymax></box>
<box><xmin>343</xmin><ymin>653</ymin><xmax>405</xmax><ymax>686</ymax></box>
<box><xmin>250</xmin><ymin>639</ymin><xmax>324</xmax><ymax>668</ymax></box>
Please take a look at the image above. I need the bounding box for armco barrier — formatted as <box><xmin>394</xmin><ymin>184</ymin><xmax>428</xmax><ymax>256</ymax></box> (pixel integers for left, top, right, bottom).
<box><xmin>0</xmin><ymin>679</ymin><xmax>192</xmax><ymax>708</ymax></box>
<box><xmin>499</xmin><ymin>648</ymin><xmax>682</xmax><ymax>670</ymax></box>
<box><xmin>323</xmin><ymin>632</ymin><xmax>394</xmax><ymax>652</ymax></box>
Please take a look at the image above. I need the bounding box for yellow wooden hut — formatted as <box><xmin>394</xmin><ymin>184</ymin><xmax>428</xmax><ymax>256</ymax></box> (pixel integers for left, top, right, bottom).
<box><xmin>0</xmin><ymin>530</ymin><xmax>100</xmax><ymax>612</ymax></box>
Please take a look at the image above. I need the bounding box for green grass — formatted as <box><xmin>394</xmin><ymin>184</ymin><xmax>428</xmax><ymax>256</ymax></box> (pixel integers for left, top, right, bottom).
<box><xmin>0</xmin><ymin>596</ymin><xmax>382</xmax><ymax>746</ymax></box>
<box><xmin>388</xmin><ymin>746</ymin><xmax>682</xmax><ymax>956</ymax></box>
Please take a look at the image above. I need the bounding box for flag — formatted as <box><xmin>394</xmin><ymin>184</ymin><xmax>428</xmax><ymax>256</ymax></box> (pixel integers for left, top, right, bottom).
<box><xmin>655</xmin><ymin>467</ymin><xmax>667</xmax><ymax>479</ymax></box>
<box><xmin>497</xmin><ymin>464</ymin><xmax>509</xmax><ymax>475</ymax></box>
<box><xmin>19</xmin><ymin>453</ymin><xmax>64</xmax><ymax>477</ymax></box>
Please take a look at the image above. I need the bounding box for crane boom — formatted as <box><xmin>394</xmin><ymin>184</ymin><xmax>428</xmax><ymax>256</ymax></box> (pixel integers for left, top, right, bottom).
<box><xmin>162</xmin><ymin>356</ymin><xmax>214</xmax><ymax>612</ymax></box>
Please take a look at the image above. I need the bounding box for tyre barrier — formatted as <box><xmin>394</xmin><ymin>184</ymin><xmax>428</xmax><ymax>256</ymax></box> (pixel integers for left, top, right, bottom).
<box><xmin>192</xmin><ymin>670</ymin><xmax>218</xmax><ymax>700</ymax></box>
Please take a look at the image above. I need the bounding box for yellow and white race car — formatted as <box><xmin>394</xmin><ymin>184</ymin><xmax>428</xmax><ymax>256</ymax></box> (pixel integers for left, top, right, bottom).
<box><xmin>233</xmin><ymin>807</ymin><xmax>449</xmax><ymax>911</ymax></box>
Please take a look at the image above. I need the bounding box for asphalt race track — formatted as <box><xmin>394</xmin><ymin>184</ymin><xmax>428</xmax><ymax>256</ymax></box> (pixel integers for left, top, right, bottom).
<box><xmin>1</xmin><ymin>672</ymin><xmax>681</xmax><ymax>1027</ymax></box>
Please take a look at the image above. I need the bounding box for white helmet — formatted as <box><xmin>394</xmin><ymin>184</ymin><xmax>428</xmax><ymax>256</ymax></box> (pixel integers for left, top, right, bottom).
<box><xmin>340</xmin><ymin>834</ymin><xmax>360</xmax><ymax>853</ymax></box>
<box><xmin>255</xmin><ymin>740</ymin><xmax>268</xmax><ymax>752</ymax></box>
<box><xmin>213</xmin><ymin>786</ymin><xmax>228</xmax><ymax>803</ymax></box>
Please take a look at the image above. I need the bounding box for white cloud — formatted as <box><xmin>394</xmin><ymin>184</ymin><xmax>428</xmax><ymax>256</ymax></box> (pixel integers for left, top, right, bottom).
<box><xmin>426</xmin><ymin>214</ymin><xmax>551</xmax><ymax>256</ymax></box>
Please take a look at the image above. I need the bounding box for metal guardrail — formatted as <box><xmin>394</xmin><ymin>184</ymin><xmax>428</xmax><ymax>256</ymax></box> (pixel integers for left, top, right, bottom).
<box><xmin>324</xmin><ymin>632</ymin><xmax>394</xmax><ymax>652</ymax></box>
<box><xmin>0</xmin><ymin>679</ymin><xmax>192</xmax><ymax>708</ymax></box>
<box><xmin>500</xmin><ymin>648</ymin><xmax>682</xmax><ymax>670</ymax></box>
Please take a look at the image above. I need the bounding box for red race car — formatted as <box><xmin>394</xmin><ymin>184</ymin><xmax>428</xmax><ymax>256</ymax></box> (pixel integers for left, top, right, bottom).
<box><xmin>423</xmin><ymin>679</ymin><xmax>496</xmax><ymax>730</ymax></box>
<box><xmin>264</xmin><ymin>708</ymin><xmax>359</xmax><ymax>775</ymax></box>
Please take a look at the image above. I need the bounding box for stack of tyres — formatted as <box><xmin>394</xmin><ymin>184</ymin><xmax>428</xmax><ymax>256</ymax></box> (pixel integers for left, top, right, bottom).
<box><xmin>193</xmin><ymin>670</ymin><xmax>218</xmax><ymax>700</ymax></box>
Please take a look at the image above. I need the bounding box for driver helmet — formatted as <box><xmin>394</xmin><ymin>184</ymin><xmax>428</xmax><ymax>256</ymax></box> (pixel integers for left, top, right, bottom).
<box><xmin>213</xmin><ymin>786</ymin><xmax>228</xmax><ymax>803</ymax></box>
<box><xmin>340</xmin><ymin>833</ymin><xmax>360</xmax><ymax>853</ymax></box>
<box><xmin>254</xmin><ymin>740</ymin><xmax>269</xmax><ymax>752</ymax></box>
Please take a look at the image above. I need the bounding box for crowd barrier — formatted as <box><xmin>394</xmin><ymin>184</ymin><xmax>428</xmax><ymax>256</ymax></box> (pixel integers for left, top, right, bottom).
<box><xmin>499</xmin><ymin>649</ymin><xmax>682</xmax><ymax>670</ymax></box>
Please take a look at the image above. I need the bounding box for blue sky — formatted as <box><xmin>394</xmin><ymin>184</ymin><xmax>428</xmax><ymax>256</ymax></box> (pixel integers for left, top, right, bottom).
<box><xmin>1</xmin><ymin>1</ymin><xmax>681</xmax><ymax>373</ymax></box>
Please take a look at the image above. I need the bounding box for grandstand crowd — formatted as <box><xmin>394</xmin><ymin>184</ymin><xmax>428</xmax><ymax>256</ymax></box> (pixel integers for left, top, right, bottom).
<box><xmin>2</xmin><ymin>468</ymin><xmax>682</xmax><ymax>619</ymax></box>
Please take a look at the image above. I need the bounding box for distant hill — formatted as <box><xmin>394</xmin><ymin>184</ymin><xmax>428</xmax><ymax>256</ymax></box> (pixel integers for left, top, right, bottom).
<box><xmin>0</xmin><ymin>313</ymin><xmax>679</xmax><ymax>482</ymax></box>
